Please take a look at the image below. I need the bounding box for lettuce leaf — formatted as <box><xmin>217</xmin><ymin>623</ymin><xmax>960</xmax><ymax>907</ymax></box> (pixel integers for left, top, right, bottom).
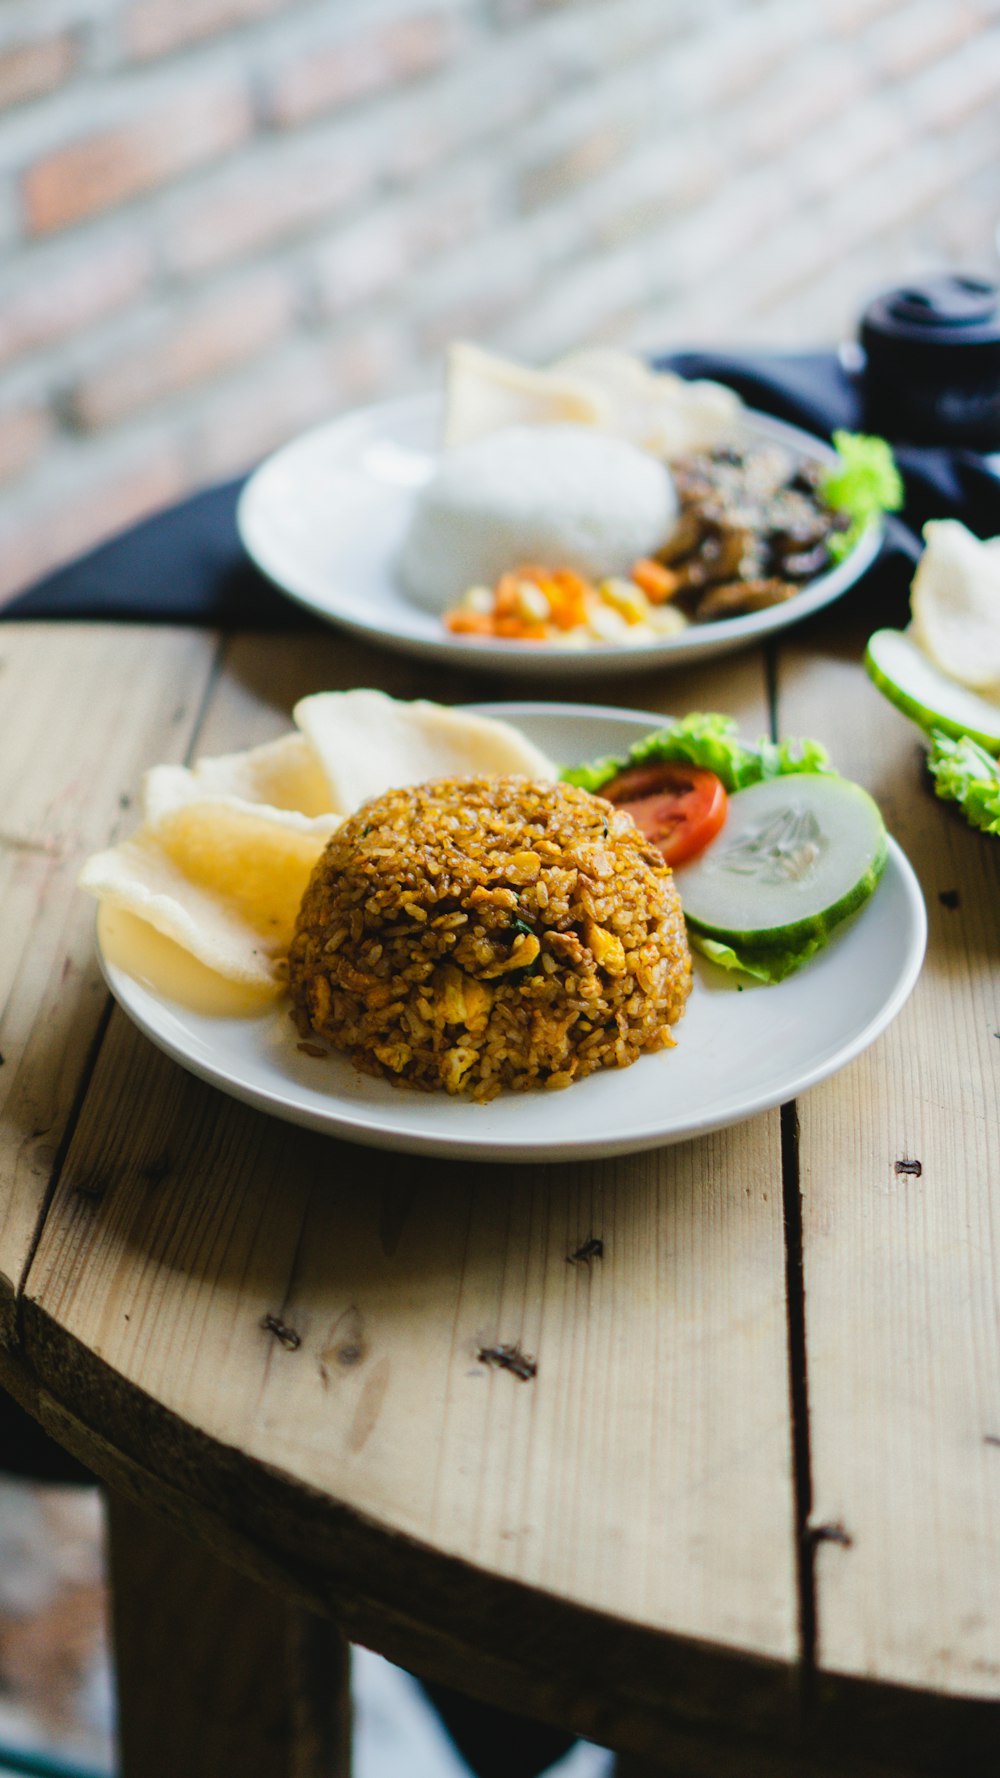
<box><xmin>926</xmin><ymin>730</ymin><xmax>1000</xmax><ymax>835</ymax></box>
<box><xmin>821</xmin><ymin>430</ymin><xmax>904</xmax><ymax>564</ymax></box>
<box><xmin>562</xmin><ymin>752</ymin><xmax>630</xmax><ymax>794</ymax></box>
<box><xmin>690</xmin><ymin>931</ymin><xmax>826</xmax><ymax>985</ymax></box>
<box><xmin>561</xmin><ymin>710</ymin><xmax>834</xmax><ymax>796</ymax></box>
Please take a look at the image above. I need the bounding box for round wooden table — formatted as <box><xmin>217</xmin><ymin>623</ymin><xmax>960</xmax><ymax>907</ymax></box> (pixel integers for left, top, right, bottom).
<box><xmin>0</xmin><ymin>609</ymin><xmax>998</xmax><ymax>1778</ymax></box>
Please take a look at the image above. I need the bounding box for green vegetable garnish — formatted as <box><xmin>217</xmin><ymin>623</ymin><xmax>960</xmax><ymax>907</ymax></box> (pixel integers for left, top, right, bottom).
<box><xmin>926</xmin><ymin>730</ymin><xmax>1000</xmax><ymax>835</ymax></box>
<box><xmin>689</xmin><ymin>932</ymin><xmax>826</xmax><ymax>985</ymax></box>
<box><xmin>562</xmin><ymin>713</ymin><xmax>861</xmax><ymax>985</ymax></box>
<box><xmin>821</xmin><ymin>430</ymin><xmax>904</xmax><ymax>563</ymax></box>
<box><xmin>561</xmin><ymin>711</ymin><xmax>834</xmax><ymax>796</ymax></box>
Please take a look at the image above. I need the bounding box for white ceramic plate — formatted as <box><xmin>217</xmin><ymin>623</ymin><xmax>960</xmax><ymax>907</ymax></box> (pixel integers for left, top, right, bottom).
<box><xmin>98</xmin><ymin>705</ymin><xmax>926</xmax><ymax>1161</ymax></box>
<box><xmin>236</xmin><ymin>395</ymin><xmax>882</xmax><ymax>677</ymax></box>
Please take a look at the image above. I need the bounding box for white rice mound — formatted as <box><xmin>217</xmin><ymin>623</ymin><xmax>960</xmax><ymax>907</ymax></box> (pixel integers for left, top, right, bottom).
<box><xmin>398</xmin><ymin>423</ymin><xmax>678</xmax><ymax>613</ymax></box>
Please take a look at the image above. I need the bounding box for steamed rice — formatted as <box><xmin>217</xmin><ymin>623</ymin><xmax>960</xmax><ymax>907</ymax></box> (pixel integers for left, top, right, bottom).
<box><xmin>288</xmin><ymin>775</ymin><xmax>692</xmax><ymax>1098</ymax></box>
<box><xmin>398</xmin><ymin>424</ymin><xmax>678</xmax><ymax>612</ymax></box>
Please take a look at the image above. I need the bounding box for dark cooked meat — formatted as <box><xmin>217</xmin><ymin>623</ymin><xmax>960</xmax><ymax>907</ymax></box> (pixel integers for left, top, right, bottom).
<box><xmin>662</xmin><ymin>443</ymin><xmax>841</xmax><ymax>620</ymax></box>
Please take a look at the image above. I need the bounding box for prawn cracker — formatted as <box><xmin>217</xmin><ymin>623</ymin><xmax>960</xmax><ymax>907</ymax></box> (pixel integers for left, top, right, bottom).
<box><xmin>143</xmin><ymin>731</ymin><xmax>336</xmax><ymax>823</ymax></box>
<box><xmin>293</xmin><ymin>688</ymin><xmax>555</xmax><ymax>813</ymax></box>
<box><xmin>79</xmin><ymin>798</ymin><xmax>341</xmax><ymax>990</ymax></box>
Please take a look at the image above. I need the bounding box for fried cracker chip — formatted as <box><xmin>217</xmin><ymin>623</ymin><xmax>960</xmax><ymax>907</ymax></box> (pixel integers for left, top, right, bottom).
<box><xmin>82</xmin><ymin>693</ymin><xmax>553</xmax><ymax>998</ymax></box>
<box><xmin>293</xmin><ymin>688</ymin><xmax>555</xmax><ymax>812</ymax></box>
<box><xmin>80</xmin><ymin>798</ymin><xmax>341</xmax><ymax>990</ymax></box>
<box><xmin>143</xmin><ymin>732</ymin><xmax>335</xmax><ymax>824</ymax></box>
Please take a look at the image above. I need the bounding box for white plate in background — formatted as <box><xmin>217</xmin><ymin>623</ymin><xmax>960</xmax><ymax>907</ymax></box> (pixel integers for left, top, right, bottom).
<box><xmin>236</xmin><ymin>395</ymin><xmax>882</xmax><ymax>677</ymax></box>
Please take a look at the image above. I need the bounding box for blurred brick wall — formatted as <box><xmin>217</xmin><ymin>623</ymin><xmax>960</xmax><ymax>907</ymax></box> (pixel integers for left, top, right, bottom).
<box><xmin>0</xmin><ymin>0</ymin><xmax>998</xmax><ymax>601</ymax></box>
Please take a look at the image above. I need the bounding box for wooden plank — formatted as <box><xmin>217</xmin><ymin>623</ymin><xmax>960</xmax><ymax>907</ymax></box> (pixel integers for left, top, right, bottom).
<box><xmin>25</xmin><ymin>1049</ymin><xmax>798</xmax><ymax>1743</ymax></box>
<box><xmin>773</xmin><ymin>620</ymin><xmax>1000</xmax><ymax>1701</ymax></box>
<box><xmin>0</xmin><ymin>623</ymin><xmax>217</xmax><ymax>1344</ymax></box>
<box><xmin>0</xmin><ymin>617</ymin><xmax>484</xmax><ymax>1345</ymax></box>
<box><xmin>21</xmin><ymin>641</ymin><xmax>802</xmax><ymax>1752</ymax></box>
<box><xmin>205</xmin><ymin>627</ymin><xmax>494</xmax><ymax>751</ymax></box>
<box><xmin>205</xmin><ymin>623</ymin><xmax>761</xmax><ymax>756</ymax></box>
<box><xmin>108</xmin><ymin>1490</ymin><xmax>351</xmax><ymax>1778</ymax></box>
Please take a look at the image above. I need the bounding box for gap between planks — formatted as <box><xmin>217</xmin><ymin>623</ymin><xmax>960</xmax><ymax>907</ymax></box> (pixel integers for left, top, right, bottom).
<box><xmin>767</xmin><ymin>641</ymin><xmax>819</xmax><ymax>1694</ymax></box>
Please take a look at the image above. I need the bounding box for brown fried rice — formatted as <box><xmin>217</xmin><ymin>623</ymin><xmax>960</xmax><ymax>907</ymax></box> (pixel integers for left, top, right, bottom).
<box><xmin>287</xmin><ymin>775</ymin><xmax>692</xmax><ymax>1098</ymax></box>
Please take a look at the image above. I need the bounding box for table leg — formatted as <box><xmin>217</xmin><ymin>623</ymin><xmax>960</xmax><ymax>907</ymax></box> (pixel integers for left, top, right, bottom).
<box><xmin>106</xmin><ymin>1491</ymin><xmax>350</xmax><ymax>1778</ymax></box>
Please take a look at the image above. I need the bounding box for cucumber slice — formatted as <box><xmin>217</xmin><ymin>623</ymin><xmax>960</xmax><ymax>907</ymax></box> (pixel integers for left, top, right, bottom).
<box><xmin>865</xmin><ymin>628</ymin><xmax>1000</xmax><ymax>752</ymax></box>
<box><xmin>675</xmin><ymin>774</ymin><xmax>886</xmax><ymax>951</ymax></box>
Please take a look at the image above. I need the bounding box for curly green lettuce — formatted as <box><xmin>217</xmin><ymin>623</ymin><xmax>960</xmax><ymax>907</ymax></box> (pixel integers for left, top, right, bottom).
<box><xmin>926</xmin><ymin>730</ymin><xmax>1000</xmax><ymax>835</ymax></box>
<box><xmin>561</xmin><ymin>710</ymin><xmax>833</xmax><ymax>796</ymax></box>
<box><xmin>562</xmin><ymin>712</ymin><xmax>839</xmax><ymax>984</ymax></box>
<box><xmin>821</xmin><ymin>430</ymin><xmax>904</xmax><ymax>564</ymax></box>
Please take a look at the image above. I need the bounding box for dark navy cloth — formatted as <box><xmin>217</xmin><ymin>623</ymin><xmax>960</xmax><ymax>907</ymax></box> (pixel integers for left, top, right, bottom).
<box><xmin>4</xmin><ymin>349</ymin><xmax>997</xmax><ymax>629</ymax></box>
<box><xmin>1</xmin><ymin>476</ymin><xmax>305</xmax><ymax>629</ymax></box>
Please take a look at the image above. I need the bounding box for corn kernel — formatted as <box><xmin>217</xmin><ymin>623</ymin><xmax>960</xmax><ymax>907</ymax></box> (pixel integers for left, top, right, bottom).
<box><xmin>586</xmin><ymin>600</ymin><xmax>630</xmax><ymax>641</ymax></box>
<box><xmin>648</xmin><ymin>603</ymin><xmax>689</xmax><ymax>635</ymax></box>
<box><xmin>462</xmin><ymin>584</ymin><xmax>494</xmax><ymax>612</ymax></box>
<box><xmin>599</xmin><ymin>577</ymin><xmax>651</xmax><ymax>625</ymax></box>
<box><xmin>515</xmin><ymin>580</ymin><xmax>551</xmax><ymax>623</ymax></box>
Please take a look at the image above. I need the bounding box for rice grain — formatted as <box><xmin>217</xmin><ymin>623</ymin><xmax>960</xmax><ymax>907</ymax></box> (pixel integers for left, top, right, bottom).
<box><xmin>288</xmin><ymin>776</ymin><xmax>692</xmax><ymax>1098</ymax></box>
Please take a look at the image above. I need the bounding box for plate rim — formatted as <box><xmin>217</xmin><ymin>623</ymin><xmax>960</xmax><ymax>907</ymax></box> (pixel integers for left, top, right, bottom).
<box><xmin>235</xmin><ymin>391</ymin><xmax>884</xmax><ymax>672</ymax></box>
<box><xmin>98</xmin><ymin>702</ymin><xmax>928</xmax><ymax>1162</ymax></box>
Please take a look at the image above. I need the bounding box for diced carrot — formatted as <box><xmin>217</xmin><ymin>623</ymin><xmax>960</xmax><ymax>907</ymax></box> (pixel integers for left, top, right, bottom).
<box><xmin>493</xmin><ymin>614</ymin><xmax>548</xmax><ymax>641</ymax></box>
<box><xmin>493</xmin><ymin>573</ymin><xmax>521</xmax><ymax>617</ymax></box>
<box><xmin>548</xmin><ymin>566</ymin><xmax>591</xmax><ymax>629</ymax></box>
<box><xmin>552</xmin><ymin>567</ymin><xmax>590</xmax><ymax>598</ymax></box>
<box><xmin>548</xmin><ymin>597</ymin><xmax>583</xmax><ymax>631</ymax></box>
<box><xmin>449</xmin><ymin>562</ymin><xmax>596</xmax><ymax>639</ymax></box>
<box><xmin>631</xmin><ymin>558</ymin><xmax>680</xmax><ymax>603</ymax></box>
<box><xmin>445</xmin><ymin>610</ymin><xmax>496</xmax><ymax>635</ymax></box>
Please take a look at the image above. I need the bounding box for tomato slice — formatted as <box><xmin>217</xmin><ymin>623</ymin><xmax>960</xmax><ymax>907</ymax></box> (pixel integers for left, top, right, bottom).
<box><xmin>600</xmin><ymin>760</ymin><xmax>728</xmax><ymax>866</ymax></box>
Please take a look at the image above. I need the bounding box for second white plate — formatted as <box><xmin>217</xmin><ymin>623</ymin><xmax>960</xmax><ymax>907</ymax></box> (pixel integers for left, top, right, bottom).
<box><xmin>236</xmin><ymin>395</ymin><xmax>883</xmax><ymax>677</ymax></box>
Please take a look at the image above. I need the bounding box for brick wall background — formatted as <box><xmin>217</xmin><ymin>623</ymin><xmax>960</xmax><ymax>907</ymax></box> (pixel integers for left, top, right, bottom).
<box><xmin>1</xmin><ymin>0</ymin><xmax>998</xmax><ymax>603</ymax></box>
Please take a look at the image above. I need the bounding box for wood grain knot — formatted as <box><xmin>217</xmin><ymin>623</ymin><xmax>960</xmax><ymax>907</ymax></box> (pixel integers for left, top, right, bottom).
<box><xmin>894</xmin><ymin>1158</ymin><xmax>922</xmax><ymax>1177</ymax></box>
<box><xmin>319</xmin><ymin>1306</ymin><xmax>368</xmax><ymax>1380</ymax></box>
<box><xmin>347</xmin><ymin>1356</ymin><xmax>390</xmax><ymax>1452</ymax></box>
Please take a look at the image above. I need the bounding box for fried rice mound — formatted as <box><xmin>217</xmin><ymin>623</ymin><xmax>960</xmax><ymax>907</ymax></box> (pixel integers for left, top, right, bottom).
<box><xmin>287</xmin><ymin>775</ymin><xmax>692</xmax><ymax>1099</ymax></box>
